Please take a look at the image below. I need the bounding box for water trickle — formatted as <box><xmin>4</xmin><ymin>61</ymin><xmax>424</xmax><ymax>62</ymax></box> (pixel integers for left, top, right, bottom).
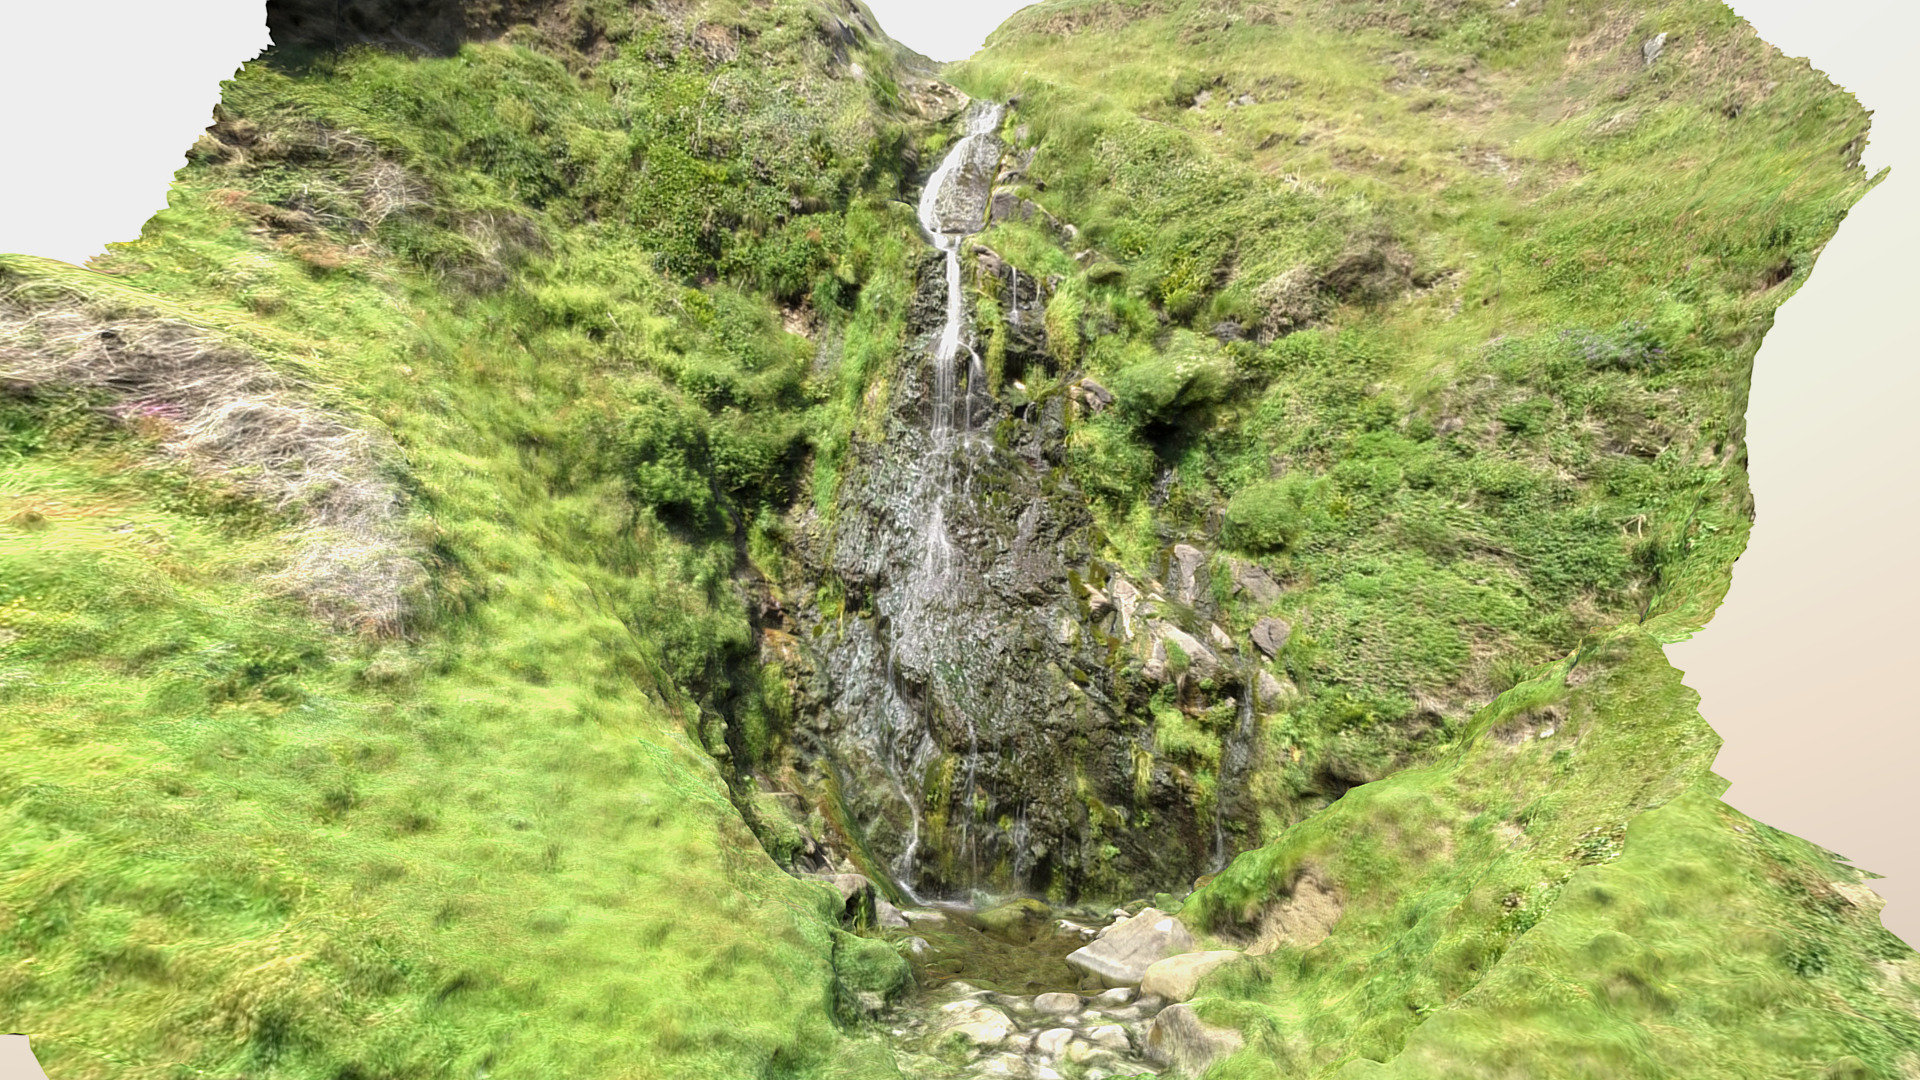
<box><xmin>1212</xmin><ymin>671</ymin><xmax>1260</xmax><ymax>875</ymax></box>
<box><xmin>917</xmin><ymin>100</ymin><xmax>1007</xmax><ymax>450</ymax></box>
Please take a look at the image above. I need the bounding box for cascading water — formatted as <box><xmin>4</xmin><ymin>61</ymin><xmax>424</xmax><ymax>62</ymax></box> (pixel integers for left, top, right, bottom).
<box><xmin>866</xmin><ymin>100</ymin><xmax>1006</xmax><ymax>897</ymax></box>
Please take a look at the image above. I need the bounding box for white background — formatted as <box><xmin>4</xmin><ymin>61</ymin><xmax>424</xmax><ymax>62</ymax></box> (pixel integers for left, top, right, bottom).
<box><xmin>0</xmin><ymin>1</ymin><xmax>1914</xmax><ymax>940</ymax></box>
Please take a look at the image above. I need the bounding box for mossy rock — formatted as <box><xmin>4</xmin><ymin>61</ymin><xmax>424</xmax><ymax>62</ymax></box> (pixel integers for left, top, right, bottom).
<box><xmin>833</xmin><ymin>929</ymin><xmax>911</xmax><ymax>1009</ymax></box>
<box><xmin>967</xmin><ymin>897</ymin><xmax>1055</xmax><ymax>945</ymax></box>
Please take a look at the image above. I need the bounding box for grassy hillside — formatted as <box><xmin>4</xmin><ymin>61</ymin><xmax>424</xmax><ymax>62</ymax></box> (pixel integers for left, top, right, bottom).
<box><xmin>0</xmin><ymin>0</ymin><xmax>1914</xmax><ymax>1077</ymax></box>
<box><xmin>948</xmin><ymin>0</ymin><xmax>1879</xmax><ymax>841</ymax></box>
<box><xmin>940</xmin><ymin>0</ymin><xmax>1920</xmax><ymax>1076</ymax></box>
<box><xmin>0</xmin><ymin>1</ymin><xmax>939</xmax><ymax>1075</ymax></box>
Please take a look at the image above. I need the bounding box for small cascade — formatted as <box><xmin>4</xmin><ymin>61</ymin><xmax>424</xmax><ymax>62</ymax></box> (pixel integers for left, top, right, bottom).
<box><xmin>789</xmin><ymin>95</ymin><xmax>1215</xmax><ymax>902</ymax></box>
<box><xmin>917</xmin><ymin>100</ymin><xmax>1007</xmax><ymax>454</ymax></box>
<box><xmin>1210</xmin><ymin>670</ymin><xmax>1261</xmax><ymax>875</ymax></box>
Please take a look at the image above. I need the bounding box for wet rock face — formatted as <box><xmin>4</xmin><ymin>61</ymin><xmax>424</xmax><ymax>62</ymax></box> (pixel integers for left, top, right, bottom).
<box><xmin>781</xmin><ymin>257</ymin><xmax>1214</xmax><ymax>901</ymax></box>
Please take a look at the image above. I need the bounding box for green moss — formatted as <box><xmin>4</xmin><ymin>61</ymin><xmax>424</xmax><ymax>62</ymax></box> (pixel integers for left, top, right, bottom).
<box><xmin>832</xmin><ymin>930</ymin><xmax>911</xmax><ymax>1013</ymax></box>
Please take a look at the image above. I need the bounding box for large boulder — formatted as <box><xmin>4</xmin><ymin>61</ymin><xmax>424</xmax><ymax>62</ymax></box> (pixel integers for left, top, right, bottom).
<box><xmin>818</xmin><ymin>872</ymin><xmax>877</xmax><ymax>926</ymax></box>
<box><xmin>1066</xmin><ymin>907</ymin><xmax>1197</xmax><ymax>987</ymax></box>
<box><xmin>1140</xmin><ymin>950</ymin><xmax>1243</xmax><ymax>1002</ymax></box>
<box><xmin>1145</xmin><ymin>1003</ymin><xmax>1245</xmax><ymax>1073</ymax></box>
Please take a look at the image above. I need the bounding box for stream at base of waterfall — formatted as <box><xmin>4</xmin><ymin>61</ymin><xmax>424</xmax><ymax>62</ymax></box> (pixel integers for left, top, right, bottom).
<box><xmin>883</xmin><ymin>899</ymin><xmax>1185</xmax><ymax>1079</ymax></box>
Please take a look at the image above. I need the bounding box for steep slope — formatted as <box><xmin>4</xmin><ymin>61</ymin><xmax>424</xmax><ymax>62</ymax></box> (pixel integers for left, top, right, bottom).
<box><xmin>930</xmin><ymin>0</ymin><xmax>1920</xmax><ymax>1077</ymax></box>
<box><xmin>0</xmin><ymin>0</ymin><xmax>1915</xmax><ymax>1078</ymax></box>
<box><xmin>0</xmin><ymin>2</ymin><xmax>946</xmax><ymax>1077</ymax></box>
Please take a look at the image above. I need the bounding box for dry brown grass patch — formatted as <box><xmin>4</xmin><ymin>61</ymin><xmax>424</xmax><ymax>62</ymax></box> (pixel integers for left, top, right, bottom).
<box><xmin>0</xmin><ymin>281</ymin><xmax>424</xmax><ymax>635</ymax></box>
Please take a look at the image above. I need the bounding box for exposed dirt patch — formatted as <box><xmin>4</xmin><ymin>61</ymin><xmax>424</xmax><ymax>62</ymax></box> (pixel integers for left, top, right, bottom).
<box><xmin>1246</xmin><ymin>868</ymin><xmax>1344</xmax><ymax>955</ymax></box>
<box><xmin>1491</xmin><ymin>706</ymin><xmax>1566</xmax><ymax>752</ymax></box>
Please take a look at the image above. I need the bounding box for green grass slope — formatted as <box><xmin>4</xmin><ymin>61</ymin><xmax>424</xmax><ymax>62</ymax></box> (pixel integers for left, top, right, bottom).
<box><xmin>0</xmin><ymin>1</ymin><xmax>946</xmax><ymax>1076</ymax></box>
<box><xmin>951</xmin><ymin>0</ymin><xmax>1877</xmax><ymax>758</ymax></box>
<box><xmin>0</xmin><ymin>0</ymin><xmax>1913</xmax><ymax>1076</ymax></box>
<box><xmin>940</xmin><ymin>0</ymin><xmax>1920</xmax><ymax>1075</ymax></box>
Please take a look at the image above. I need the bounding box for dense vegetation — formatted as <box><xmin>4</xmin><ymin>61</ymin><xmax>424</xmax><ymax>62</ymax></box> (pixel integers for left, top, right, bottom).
<box><xmin>0</xmin><ymin>0</ymin><xmax>1913</xmax><ymax>1077</ymax></box>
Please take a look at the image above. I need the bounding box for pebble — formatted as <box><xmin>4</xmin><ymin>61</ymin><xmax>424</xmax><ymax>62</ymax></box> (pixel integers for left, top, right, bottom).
<box><xmin>1033</xmin><ymin>1028</ymin><xmax>1074</xmax><ymax>1058</ymax></box>
<box><xmin>883</xmin><ymin>905</ymin><xmax>1177</xmax><ymax>1078</ymax></box>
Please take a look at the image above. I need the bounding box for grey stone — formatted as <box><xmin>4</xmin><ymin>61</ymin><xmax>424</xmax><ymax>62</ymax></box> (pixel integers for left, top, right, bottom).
<box><xmin>1256</xmin><ymin>669</ymin><xmax>1297</xmax><ymax>709</ymax></box>
<box><xmin>1140</xmin><ymin>950</ymin><xmax>1243</xmax><ymax>1002</ymax></box>
<box><xmin>1088</xmin><ymin>1024</ymin><xmax>1132</xmax><ymax>1052</ymax></box>
<box><xmin>1109</xmin><ymin>578</ymin><xmax>1141</xmax><ymax>639</ymax></box>
<box><xmin>1251</xmin><ymin>616</ymin><xmax>1292</xmax><ymax>658</ymax></box>
<box><xmin>942</xmin><ymin>1005</ymin><xmax>1015</xmax><ymax>1048</ymax></box>
<box><xmin>1073</xmin><ymin>377</ymin><xmax>1116</xmax><ymax>415</ymax></box>
<box><xmin>1066</xmin><ymin>908</ymin><xmax>1198</xmax><ymax>987</ymax></box>
<box><xmin>1170</xmin><ymin>544</ymin><xmax>1208</xmax><ymax>604</ymax></box>
<box><xmin>1034</xmin><ymin>992</ymin><xmax>1083</xmax><ymax>1016</ymax></box>
<box><xmin>1033</xmin><ymin>1027</ymin><xmax>1075</xmax><ymax>1058</ymax></box>
<box><xmin>1153</xmin><ymin>623</ymin><xmax>1225</xmax><ymax>680</ymax></box>
<box><xmin>1091</xmin><ymin>986</ymin><xmax>1134</xmax><ymax>1007</ymax></box>
<box><xmin>874</xmin><ymin>896</ymin><xmax>911</xmax><ymax>929</ymax></box>
<box><xmin>1231</xmin><ymin>560</ymin><xmax>1282</xmax><ymax>605</ymax></box>
<box><xmin>1144</xmin><ymin>1004</ymin><xmax>1245</xmax><ymax>1073</ymax></box>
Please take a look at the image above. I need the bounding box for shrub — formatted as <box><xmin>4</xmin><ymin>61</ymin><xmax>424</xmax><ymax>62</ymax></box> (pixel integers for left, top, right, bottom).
<box><xmin>1109</xmin><ymin>330</ymin><xmax>1233</xmax><ymax>419</ymax></box>
<box><xmin>1224</xmin><ymin>472</ymin><xmax>1332</xmax><ymax>553</ymax></box>
<box><xmin>1066</xmin><ymin>412</ymin><xmax>1156</xmax><ymax>505</ymax></box>
<box><xmin>618</xmin><ymin>380</ymin><xmax>713</xmax><ymax>522</ymax></box>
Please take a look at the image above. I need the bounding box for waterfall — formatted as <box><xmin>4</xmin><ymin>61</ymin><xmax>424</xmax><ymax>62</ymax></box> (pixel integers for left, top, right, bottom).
<box><xmin>869</xmin><ymin>100</ymin><xmax>1005</xmax><ymax>898</ymax></box>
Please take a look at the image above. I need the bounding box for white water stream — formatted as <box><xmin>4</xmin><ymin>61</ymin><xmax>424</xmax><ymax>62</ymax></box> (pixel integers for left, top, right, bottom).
<box><xmin>882</xmin><ymin>100</ymin><xmax>1007</xmax><ymax>898</ymax></box>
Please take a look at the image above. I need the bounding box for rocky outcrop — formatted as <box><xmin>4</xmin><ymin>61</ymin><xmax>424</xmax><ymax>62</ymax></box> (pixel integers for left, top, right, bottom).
<box><xmin>773</xmin><ymin>116</ymin><xmax>1226</xmax><ymax>901</ymax></box>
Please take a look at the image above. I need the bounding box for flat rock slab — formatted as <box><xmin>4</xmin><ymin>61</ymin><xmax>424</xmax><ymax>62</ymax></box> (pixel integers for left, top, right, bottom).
<box><xmin>1140</xmin><ymin>950</ymin><xmax>1243</xmax><ymax>1002</ymax></box>
<box><xmin>1066</xmin><ymin>907</ymin><xmax>1197</xmax><ymax>987</ymax></box>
